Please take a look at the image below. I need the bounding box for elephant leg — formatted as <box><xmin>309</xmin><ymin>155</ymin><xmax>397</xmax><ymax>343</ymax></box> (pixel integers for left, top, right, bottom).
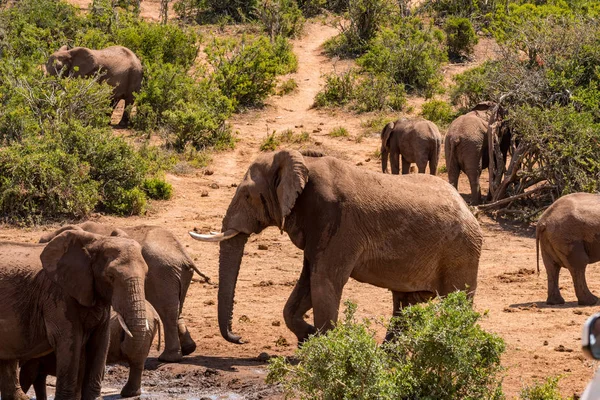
<box><xmin>81</xmin><ymin>320</ymin><xmax>110</xmax><ymax>400</ymax></box>
<box><xmin>154</xmin><ymin>301</ymin><xmax>183</xmax><ymax>362</ymax></box>
<box><xmin>447</xmin><ymin>161</ymin><xmax>460</xmax><ymax>189</ymax></box>
<box><xmin>415</xmin><ymin>158</ymin><xmax>428</xmax><ymax>174</ymax></box>
<box><xmin>0</xmin><ymin>360</ymin><xmax>28</xmax><ymax>400</ymax></box>
<box><xmin>19</xmin><ymin>358</ymin><xmax>47</xmax><ymax>400</ymax></box>
<box><xmin>390</xmin><ymin>151</ymin><xmax>401</xmax><ymax>175</ymax></box>
<box><xmin>178</xmin><ymin>267</ymin><xmax>196</xmax><ymax>356</ymax></box>
<box><xmin>118</xmin><ymin>94</ymin><xmax>134</xmax><ymax>127</ymax></box>
<box><xmin>465</xmin><ymin>168</ymin><xmax>482</xmax><ymax>205</ymax></box>
<box><xmin>401</xmin><ymin>158</ymin><xmax>411</xmax><ymax>175</ymax></box>
<box><xmin>565</xmin><ymin>244</ymin><xmax>597</xmax><ymax>306</ymax></box>
<box><xmin>284</xmin><ymin>258</ymin><xmax>316</xmax><ymax>344</ymax></box>
<box><xmin>542</xmin><ymin>245</ymin><xmax>565</xmax><ymax>305</ymax></box>
<box><xmin>32</xmin><ymin>375</ymin><xmax>48</xmax><ymax>400</ymax></box>
<box><xmin>428</xmin><ymin>154</ymin><xmax>439</xmax><ymax>176</ymax></box>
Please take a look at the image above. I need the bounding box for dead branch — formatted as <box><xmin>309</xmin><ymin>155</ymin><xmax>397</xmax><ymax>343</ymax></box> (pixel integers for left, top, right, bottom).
<box><xmin>477</xmin><ymin>184</ymin><xmax>552</xmax><ymax>211</ymax></box>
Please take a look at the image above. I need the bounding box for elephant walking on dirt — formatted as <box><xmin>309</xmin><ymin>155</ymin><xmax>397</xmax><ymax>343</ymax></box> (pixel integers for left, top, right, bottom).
<box><xmin>190</xmin><ymin>150</ymin><xmax>483</xmax><ymax>345</ymax></box>
<box><xmin>444</xmin><ymin>102</ymin><xmax>511</xmax><ymax>205</ymax></box>
<box><xmin>0</xmin><ymin>231</ymin><xmax>149</xmax><ymax>400</ymax></box>
<box><xmin>19</xmin><ymin>301</ymin><xmax>161</xmax><ymax>399</ymax></box>
<box><xmin>40</xmin><ymin>222</ymin><xmax>202</xmax><ymax>363</ymax></box>
<box><xmin>537</xmin><ymin>193</ymin><xmax>600</xmax><ymax>306</ymax></box>
<box><xmin>46</xmin><ymin>45</ymin><xmax>142</xmax><ymax>126</ymax></box>
<box><xmin>381</xmin><ymin>118</ymin><xmax>442</xmax><ymax>175</ymax></box>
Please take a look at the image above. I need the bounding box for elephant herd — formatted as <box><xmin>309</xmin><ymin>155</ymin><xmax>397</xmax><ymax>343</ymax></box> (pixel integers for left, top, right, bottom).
<box><xmin>0</xmin><ymin>43</ymin><xmax>598</xmax><ymax>398</ymax></box>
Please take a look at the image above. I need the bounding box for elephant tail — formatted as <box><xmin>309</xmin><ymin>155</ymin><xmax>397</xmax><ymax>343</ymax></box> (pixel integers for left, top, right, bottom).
<box><xmin>189</xmin><ymin>262</ymin><xmax>212</xmax><ymax>284</ymax></box>
<box><xmin>156</xmin><ymin>314</ymin><xmax>162</xmax><ymax>352</ymax></box>
<box><xmin>536</xmin><ymin>225</ymin><xmax>544</xmax><ymax>276</ymax></box>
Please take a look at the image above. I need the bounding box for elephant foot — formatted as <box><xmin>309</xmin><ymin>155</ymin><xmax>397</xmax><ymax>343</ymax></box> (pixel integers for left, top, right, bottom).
<box><xmin>3</xmin><ymin>390</ymin><xmax>29</xmax><ymax>400</ymax></box>
<box><xmin>158</xmin><ymin>349</ymin><xmax>183</xmax><ymax>363</ymax></box>
<box><xmin>120</xmin><ymin>383</ymin><xmax>142</xmax><ymax>398</ymax></box>
<box><xmin>181</xmin><ymin>341</ymin><xmax>197</xmax><ymax>356</ymax></box>
<box><xmin>546</xmin><ymin>295</ymin><xmax>565</xmax><ymax>305</ymax></box>
<box><xmin>578</xmin><ymin>295</ymin><xmax>598</xmax><ymax>306</ymax></box>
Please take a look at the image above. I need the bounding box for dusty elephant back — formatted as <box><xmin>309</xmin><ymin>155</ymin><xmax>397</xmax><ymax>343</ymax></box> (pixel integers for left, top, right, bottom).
<box><xmin>537</xmin><ymin>193</ymin><xmax>600</xmax><ymax>240</ymax></box>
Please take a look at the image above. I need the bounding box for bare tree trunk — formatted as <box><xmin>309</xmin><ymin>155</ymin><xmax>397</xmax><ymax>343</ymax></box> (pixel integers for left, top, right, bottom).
<box><xmin>160</xmin><ymin>0</ymin><xmax>169</xmax><ymax>24</ymax></box>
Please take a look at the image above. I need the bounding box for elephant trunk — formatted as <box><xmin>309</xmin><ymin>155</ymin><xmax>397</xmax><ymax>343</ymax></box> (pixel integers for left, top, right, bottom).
<box><xmin>381</xmin><ymin>146</ymin><xmax>389</xmax><ymax>173</ymax></box>
<box><xmin>217</xmin><ymin>233</ymin><xmax>249</xmax><ymax>344</ymax></box>
<box><xmin>115</xmin><ymin>277</ymin><xmax>148</xmax><ymax>349</ymax></box>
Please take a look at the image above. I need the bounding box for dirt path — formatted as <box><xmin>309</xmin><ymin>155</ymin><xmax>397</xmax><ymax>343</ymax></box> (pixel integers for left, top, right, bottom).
<box><xmin>15</xmin><ymin>4</ymin><xmax>600</xmax><ymax>398</ymax></box>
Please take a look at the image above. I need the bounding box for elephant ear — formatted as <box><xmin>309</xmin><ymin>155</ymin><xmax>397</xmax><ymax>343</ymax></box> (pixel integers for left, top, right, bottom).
<box><xmin>272</xmin><ymin>150</ymin><xmax>309</xmax><ymax>230</ymax></box>
<box><xmin>110</xmin><ymin>228</ymin><xmax>129</xmax><ymax>238</ymax></box>
<box><xmin>39</xmin><ymin>225</ymin><xmax>83</xmax><ymax>243</ymax></box>
<box><xmin>40</xmin><ymin>230</ymin><xmax>99</xmax><ymax>307</ymax></box>
<box><xmin>381</xmin><ymin>122</ymin><xmax>395</xmax><ymax>150</ymax></box>
<box><xmin>471</xmin><ymin>101</ymin><xmax>496</xmax><ymax>112</ymax></box>
<box><xmin>58</xmin><ymin>45</ymin><xmax>69</xmax><ymax>52</ymax></box>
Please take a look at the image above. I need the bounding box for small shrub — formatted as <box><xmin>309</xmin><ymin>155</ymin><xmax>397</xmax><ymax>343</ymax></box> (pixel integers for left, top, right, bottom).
<box><xmin>519</xmin><ymin>377</ymin><xmax>566</xmax><ymax>400</ymax></box>
<box><xmin>444</xmin><ymin>17</ymin><xmax>478</xmax><ymax>61</ymax></box>
<box><xmin>268</xmin><ymin>292</ymin><xmax>505</xmax><ymax>400</ymax></box>
<box><xmin>107</xmin><ymin>187</ymin><xmax>147</xmax><ymax>216</ymax></box>
<box><xmin>277</xmin><ymin>78</ymin><xmax>298</xmax><ymax>95</ymax></box>
<box><xmin>420</xmin><ymin>99</ymin><xmax>456</xmax><ymax>126</ymax></box>
<box><xmin>438</xmin><ymin>165</ymin><xmax>447</xmax><ymax>174</ymax></box>
<box><xmin>260</xmin><ymin>132</ymin><xmax>281</xmax><ymax>151</ymax></box>
<box><xmin>297</xmin><ymin>0</ymin><xmax>325</xmax><ymax>17</ymax></box>
<box><xmin>279</xmin><ymin>129</ymin><xmax>311</xmax><ymax>143</ymax></box>
<box><xmin>351</xmin><ymin>73</ymin><xmax>406</xmax><ymax>112</ymax></box>
<box><xmin>329</xmin><ymin>126</ymin><xmax>348</xmax><ymax>137</ymax></box>
<box><xmin>254</xmin><ymin>0</ymin><xmax>305</xmax><ymax>40</ymax></box>
<box><xmin>313</xmin><ymin>69</ymin><xmax>356</xmax><ymax>108</ymax></box>
<box><xmin>142</xmin><ymin>177</ymin><xmax>173</xmax><ymax>200</ymax></box>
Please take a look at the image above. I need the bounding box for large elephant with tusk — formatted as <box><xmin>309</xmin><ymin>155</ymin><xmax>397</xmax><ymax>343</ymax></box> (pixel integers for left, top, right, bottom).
<box><xmin>190</xmin><ymin>150</ymin><xmax>483</xmax><ymax>345</ymax></box>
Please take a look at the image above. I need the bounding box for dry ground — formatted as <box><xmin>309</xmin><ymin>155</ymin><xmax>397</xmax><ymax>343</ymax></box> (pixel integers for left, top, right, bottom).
<box><xmin>13</xmin><ymin>2</ymin><xmax>600</xmax><ymax>398</ymax></box>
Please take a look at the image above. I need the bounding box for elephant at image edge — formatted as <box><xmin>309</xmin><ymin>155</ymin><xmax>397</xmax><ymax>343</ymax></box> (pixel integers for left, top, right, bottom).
<box><xmin>190</xmin><ymin>150</ymin><xmax>483</xmax><ymax>345</ymax></box>
<box><xmin>444</xmin><ymin>102</ymin><xmax>511</xmax><ymax>205</ymax></box>
<box><xmin>39</xmin><ymin>221</ymin><xmax>199</xmax><ymax>363</ymax></box>
<box><xmin>381</xmin><ymin>118</ymin><xmax>442</xmax><ymax>175</ymax></box>
<box><xmin>46</xmin><ymin>45</ymin><xmax>142</xmax><ymax>126</ymax></box>
<box><xmin>0</xmin><ymin>231</ymin><xmax>148</xmax><ymax>400</ymax></box>
<box><xmin>536</xmin><ymin>193</ymin><xmax>600</xmax><ymax>306</ymax></box>
<box><xmin>18</xmin><ymin>301</ymin><xmax>161</xmax><ymax>399</ymax></box>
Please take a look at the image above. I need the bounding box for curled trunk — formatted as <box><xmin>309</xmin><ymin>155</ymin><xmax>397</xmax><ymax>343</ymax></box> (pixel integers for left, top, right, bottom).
<box><xmin>217</xmin><ymin>234</ymin><xmax>249</xmax><ymax>344</ymax></box>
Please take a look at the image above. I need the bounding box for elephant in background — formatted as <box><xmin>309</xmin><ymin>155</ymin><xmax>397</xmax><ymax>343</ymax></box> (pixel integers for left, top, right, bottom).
<box><xmin>40</xmin><ymin>221</ymin><xmax>201</xmax><ymax>363</ymax></box>
<box><xmin>0</xmin><ymin>231</ymin><xmax>148</xmax><ymax>400</ymax></box>
<box><xmin>190</xmin><ymin>150</ymin><xmax>482</xmax><ymax>346</ymax></box>
<box><xmin>46</xmin><ymin>45</ymin><xmax>143</xmax><ymax>126</ymax></box>
<box><xmin>536</xmin><ymin>193</ymin><xmax>600</xmax><ymax>306</ymax></box>
<box><xmin>444</xmin><ymin>102</ymin><xmax>511</xmax><ymax>205</ymax></box>
<box><xmin>381</xmin><ymin>118</ymin><xmax>442</xmax><ymax>175</ymax></box>
<box><xmin>19</xmin><ymin>301</ymin><xmax>161</xmax><ymax>399</ymax></box>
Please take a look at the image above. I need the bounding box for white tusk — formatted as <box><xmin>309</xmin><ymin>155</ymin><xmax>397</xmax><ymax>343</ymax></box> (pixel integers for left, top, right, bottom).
<box><xmin>189</xmin><ymin>229</ymin><xmax>239</xmax><ymax>242</ymax></box>
<box><xmin>146</xmin><ymin>318</ymin><xmax>150</xmax><ymax>331</ymax></box>
<box><xmin>210</xmin><ymin>231</ymin><xmax>220</xmax><ymax>235</ymax></box>
<box><xmin>116</xmin><ymin>313</ymin><xmax>133</xmax><ymax>338</ymax></box>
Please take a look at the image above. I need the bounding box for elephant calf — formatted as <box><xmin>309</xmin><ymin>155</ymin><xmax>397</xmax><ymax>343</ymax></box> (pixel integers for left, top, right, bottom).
<box><xmin>19</xmin><ymin>302</ymin><xmax>161</xmax><ymax>399</ymax></box>
<box><xmin>46</xmin><ymin>45</ymin><xmax>142</xmax><ymax>126</ymax></box>
<box><xmin>381</xmin><ymin>118</ymin><xmax>442</xmax><ymax>175</ymax></box>
<box><xmin>537</xmin><ymin>193</ymin><xmax>600</xmax><ymax>306</ymax></box>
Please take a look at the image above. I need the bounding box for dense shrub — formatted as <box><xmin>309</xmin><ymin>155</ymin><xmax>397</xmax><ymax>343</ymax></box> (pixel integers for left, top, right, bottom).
<box><xmin>142</xmin><ymin>178</ymin><xmax>173</xmax><ymax>200</ymax></box>
<box><xmin>268</xmin><ymin>292</ymin><xmax>505</xmax><ymax>400</ymax></box>
<box><xmin>418</xmin><ymin>0</ymin><xmax>500</xmax><ymax>27</ymax></box>
<box><xmin>254</xmin><ymin>0</ymin><xmax>305</xmax><ymax>40</ymax></box>
<box><xmin>358</xmin><ymin>18</ymin><xmax>447</xmax><ymax>95</ymax></box>
<box><xmin>206</xmin><ymin>35</ymin><xmax>297</xmax><ymax>110</ymax></box>
<box><xmin>520</xmin><ymin>377</ymin><xmax>567</xmax><ymax>400</ymax></box>
<box><xmin>420</xmin><ymin>99</ymin><xmax>456</xmax><ymax>126</ymax></box>
<box><xmin>313</xmin><ymin>69</ymin><xmax>356</xmax><ymax>108</ymax></box>
<box><xmin>444</xmin><ymin>16</ymin><xmax>478</xmax><ymax>60</ymax></box>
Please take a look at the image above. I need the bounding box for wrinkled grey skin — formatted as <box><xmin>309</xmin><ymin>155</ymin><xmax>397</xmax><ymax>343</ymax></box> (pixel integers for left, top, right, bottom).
<box><xmin>381</xmin><ymin>118</ymin><xmax>442</xmax><ymax>175</ymax></box>
<box><xmin>444</xmin><ymin>102</ymin><xmax>511</xmax><ymax>205</ymax></box>
<box><xmin>46</xmin><ymin>45</ymin><xmax>142</xmax><ymax>126</ymax></box>
<box><xmin>39</xmin><ymin>222</ymin><xmax>198</xmax><ymax>363</ymax></box>
<box><xmin>19</xmin><ymin>301</ymin><xmax>161</xmax><ymax>399</ymax></box>
<box><xmin>0</xmin><ymin>231</ymin><xmax>148</xmax><ymax>400</ymax></box>
<box><xmin>536</xmin><ymin>193</ymin><xmax>600</xmax><ymax>306</ymax></box>
<box><xmin>196</xmin><ymin>150</ymin><xmax>483</xmax><ymax>346</ymax></box>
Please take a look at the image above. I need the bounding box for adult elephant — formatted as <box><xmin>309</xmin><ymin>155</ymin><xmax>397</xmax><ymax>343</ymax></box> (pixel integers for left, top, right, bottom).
<box><xmin>381</xmin><ymin>118</ymin><xmax>442</xmax><ymax>175</ymax></box>
<box><xmin>0</xmin><ymin>231</ymin><xmax>148</xmax><ymax>400</ymax></box>
<box><xmin>190</xmin><ymin>150</ymin><xmax>483</xmax><ymax>345</ymax></box>
<box><xmin>444</xmin><ymin>102</ymin><xmax>511</xmax><ymax>205</ymax></box>
<box><xmin>46</xmin><ymin>45</ymin><xmax>142</xmax><ymax>126</ymax></box>
<box><xmin>19</xmin><ymin>301</ymin><xmax>161</xmax><ymax>399</ymax></box>
<box><xmin>536</xmin><ymin>193</ymin><xmax>600</xmax><ymax>306</ymax></box>
<box><xmin>39</xmin><ymin>222</ymin><xmax>200</xmax><ymax>363</ymax></box>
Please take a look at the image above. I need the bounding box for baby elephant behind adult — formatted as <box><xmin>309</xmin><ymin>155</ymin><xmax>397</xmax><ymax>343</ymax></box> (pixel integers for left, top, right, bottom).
<box><xmin>39</xmin><ymin>222</ymin><xmax>198</xmax><ymax>363</ymax></box>
<box><xmin>0</xmin><ymin>231</ymin><xmax>148</xmax><ymax>400</ymax></box>
<box><xmin>46</xmin><ymin>45</ymin><xmax>142</xmax><ymax>126</ymax></box>
<box><xmin>537</xmin><ymin>193</ymin><xmax>600</xmax><ymax>306</ymax></box>
<box><xmin>381</xmin><ymin>118</ymin><xmax>442</xmax><ymax>175</ymax></box>
<box><xmin>19</xmin><ymin>302</ymin><xmax>161</xmax><ymax>399</ymax></box>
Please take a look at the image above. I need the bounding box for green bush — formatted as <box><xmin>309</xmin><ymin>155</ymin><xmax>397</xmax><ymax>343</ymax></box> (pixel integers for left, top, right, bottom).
<box><xmin>268</xmin><ymin>292</ymin><xmax>505</xmax><ymax>400</ymax></box>
<box><xmin>519</xmin><ymin>377</ymin><xmax>566</xmax><ymax>400</ymax></box>
<box><xmin>277</xmin><ymin>78</ymin><xmax>298</xmax><ymax>95</ymax></box>
<box><xmin>260</xmin><ymin>132</ymin><xmax>281</xmax><ymax>151</ymax></box>
<box><xmin>329</xmin><ymin>126</ymin><xmax>348</xmax><ymax>137</ymax></box>
<box><xmin>450</xmin><ymin>61</ymin><xmax>498</xmax><ymax>111</ymax></box>
<box><xmin>255</xmin><ymin>0</ymin><xmax>305</xmax><ymax>40</ymax></box>
<box><xmin>313</xmin><ymin>69</ymin><xmax>356</xmax><ymax>108</ymax></box>
<box><xmin>420</xmin><ymin>99</ymin><xmax>456</xmax><ymax>126</ymax></box>
<box><xmin>142</xmin><ymin>178</ymin><xmax>173</xmax><ymax>200</ymax></box>
<box><xmin>297</xmin><ymin>0</ymin><xmax>325</xmax><ymax>16</ymax></box>
<box><xmin>358</xmin><ymin>18</ymin><xmax>447</xmax><ymax>95</ymax></box>
<box><xmin>206</xmin><ymin>35</ymin><xmax>297</xmax><ymax>110</ymax></box>
<box><xmin>444</xmin><ymin>16</ymin><xmax>478</xmax><ymax>61</ymax></box>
